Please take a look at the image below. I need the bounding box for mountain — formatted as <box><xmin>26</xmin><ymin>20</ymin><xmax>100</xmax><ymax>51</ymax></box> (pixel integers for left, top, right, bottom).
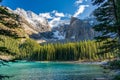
<box><xmin>65</xmin><ymin>17</ymin><xmax>97</xmax><ymax>41</ymax></box>
<box><xmin>51</xmin><ymin>17</ymin><xmax>97</xmax><ymax>41</ymax></box>
<box><xmin>4</xmin><ymin>7</ymin><xmax>97</xmax><ymax>43</ymax></box>
<box><xmin>13</xmin><ymin>8</ymin><xmax>51</xmax><ymax>35</ymax></box>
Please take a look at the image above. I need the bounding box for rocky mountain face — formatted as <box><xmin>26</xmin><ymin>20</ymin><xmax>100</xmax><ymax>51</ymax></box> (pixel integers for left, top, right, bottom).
<box><xmin>50</xmin><ymin>17</ymin><xmax>97</xmax><ymax>42</ymax></box>
<box><xmin>65</xmin><ymin>17</ymin><xmax>97</xmax><ymax>41</ymax></box>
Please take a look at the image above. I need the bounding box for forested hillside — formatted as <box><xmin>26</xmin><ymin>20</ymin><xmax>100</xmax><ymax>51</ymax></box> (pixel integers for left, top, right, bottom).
<box><xmin>0</xmin><ymin>6</ymin><xmax>28</xmax><ymax>60</ymax></box>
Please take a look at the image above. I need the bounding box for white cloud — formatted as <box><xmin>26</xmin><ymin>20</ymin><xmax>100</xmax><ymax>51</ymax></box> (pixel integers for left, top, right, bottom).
<box><xmin>73</xmin><ymin>0</ymin><xmax>89</xmax><ymax>17</ymax></box>
<box><xmin>75</xmin><ymin>0</ymin><xmax>83</xmax><ymax>5</ymax></box>
<box><xmin>37</xmin><ymin>10</ymin><xmax>71</xmax><ymax>28</ymax></box>
<box><xmin>39</xmin><ymin>10</ymin><xmax>66</xmax><ymax>19</ymax></box>
<box><xmin>73</xmin><ymin>5</ymin><xmax>89</xmax><ymax>17</ymax></box>
<box><xmin>55</xmin><ymin>12</ymin><xmax>65</xmax><ymax>17</ymax></box>
<box><xmin>75</xmin><ymin>0</ymin><xmax>88</xmax><ymax>5</ymax></box>
<box><xmin>39</xmin><ymin>12</ymin><xmax>53</xmax><ymax>19</ymax></box>
<box><xmin>52</xmin><ymin>10</ymin><xmax>65</xmax><ymax>17</ymax></box>
<box><xmin>39</xmin><ymin>10</ymin><xmax>70</xmax><ymax>28</ymax></box>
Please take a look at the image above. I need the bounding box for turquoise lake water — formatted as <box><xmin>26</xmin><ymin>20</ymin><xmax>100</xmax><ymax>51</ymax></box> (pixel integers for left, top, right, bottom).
<box><xmin>0</xmin><ymin>61</ymin><xmax>105</xmax><ymax>80</ymax></box>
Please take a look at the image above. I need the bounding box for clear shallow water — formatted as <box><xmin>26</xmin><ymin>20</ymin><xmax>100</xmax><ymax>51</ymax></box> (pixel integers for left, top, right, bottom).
<box><xmin>0</xmin><ymin>61</ymin><xmax>105</xmax><ymax>80</ymax></box>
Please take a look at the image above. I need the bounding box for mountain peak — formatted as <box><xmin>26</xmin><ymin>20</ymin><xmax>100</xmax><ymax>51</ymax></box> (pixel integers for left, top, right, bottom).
<box><xmin>70</xmin><ymin>17</ymin><xmax>79</xmax><ymax>25</ymax></box>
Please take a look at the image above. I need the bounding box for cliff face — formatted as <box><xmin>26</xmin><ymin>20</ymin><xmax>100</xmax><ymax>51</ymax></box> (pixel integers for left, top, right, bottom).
<box><xmin>65</xmin><ymin>17</ymin><xmax>96</xmax><ymax>41</ymax></box>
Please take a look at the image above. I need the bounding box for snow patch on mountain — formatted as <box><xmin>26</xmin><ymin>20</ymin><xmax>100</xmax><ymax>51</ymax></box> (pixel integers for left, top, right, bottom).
<box><xmin>49</xmin><ymin>19</ymin><xmax>70</xmax><ymax>28</ymax></box>
<box><xmin>53</xmin><ymin>31</ymin><xmax>65</xmax><ymax>40</ymax></box>
<box><xmin>14</xmin><ymin>8</ymin><xmax>49</xmax><ymax>27</ymax></box>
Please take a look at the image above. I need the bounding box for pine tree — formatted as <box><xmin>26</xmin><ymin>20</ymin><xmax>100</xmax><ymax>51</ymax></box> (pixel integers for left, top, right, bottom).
<box><xmin>92</xmin><ymin>0</ymin><xmax>120</xmax><ymax>54</ymax></box>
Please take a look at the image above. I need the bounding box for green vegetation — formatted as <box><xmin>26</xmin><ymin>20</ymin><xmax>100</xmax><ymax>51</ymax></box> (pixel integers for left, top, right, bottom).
<box><xmin>92</xmin><ymin>0</ymin><xmax>120</xmax><ymax>54</ymax></box>
<box><xmin>0</xmin><ymin>7</ymin><xmax>20</xmax><ymax>28</ymax></box>
<box><xmin>108</xmin><ymin>60</ymin><xmax>120</xmax><ymax>69</ymax></box>
<box><xmin>17</xmin><ymin>40</ymin><xmax>115</xmax><ymax>61</ymax></box>
<box><xmin>0</xmin><ymin>34</ymin><xmax>116</xmax><ymax>61</ymax></box>
<box><xmin>106</xmin><ymin>60</ymin><xmax>120</xmax><ymax>80</ymax></box>
<box><xmin>92</xmin><ymin>0</ymin><xmax>120</xmax><ymax>79</ymax></box>
<box><xmin>0</xmin><ymin>6</ymin><xmax>27</xmax><ymax>60</ymax></box>
<box><xmin>113</xmin><ymin>75</ymin><xmax>120</xmax><ymax>80</ymax></box>
<box><xmin>18</xmin><ymin>39</ymin><xmax>41</xmax><ymax>60</ymax></box>
<box><xmin>0</xmin><ymin>35</ymin><xmax>20</xmax><ymax>55</ymax></box>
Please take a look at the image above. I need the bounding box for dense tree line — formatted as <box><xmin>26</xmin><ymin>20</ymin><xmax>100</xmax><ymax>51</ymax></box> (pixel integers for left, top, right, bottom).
<box><xmin>18</xmin><ymin>40</ymin><xmax>116</xmax><ymax>61</ymax></box>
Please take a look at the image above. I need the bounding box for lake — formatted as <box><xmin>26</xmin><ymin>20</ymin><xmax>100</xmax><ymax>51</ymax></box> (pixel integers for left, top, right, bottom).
<box><xmin>0</xmin><ymin>61</ymin><xmax>105</xmax><ymax>80</ymax></box>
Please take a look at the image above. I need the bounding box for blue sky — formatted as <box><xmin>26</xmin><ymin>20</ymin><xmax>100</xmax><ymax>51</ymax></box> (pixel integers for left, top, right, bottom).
<box><xmin>0</xmin><ymin>0</ymin><xmax>95</xmax><ymax>19</ymax></box>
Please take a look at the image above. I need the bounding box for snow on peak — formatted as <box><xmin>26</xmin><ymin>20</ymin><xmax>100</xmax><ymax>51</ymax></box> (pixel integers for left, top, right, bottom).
<box><xmin>14</xmin><ymin>8</ymin><xmax>49</xmax><ymax>27</ymax></box>
<box><xmin>13</xmin><ymin>8</ymin><xmax>70</xmax><ymax>40</ymax></box>
<box><xmin>14</xmin><ymin>8</ymin><xmax>28</xmax><ymax>18</ymax></box>
<box><xmin>14</xmin><ymin>8</ymin><xmax>70</xmax><ymax>28</ymax></box>
<box><xmin>53</xmin><ymin>31</ymin><xmax>65</xmax><ymax>40</ymax></box>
